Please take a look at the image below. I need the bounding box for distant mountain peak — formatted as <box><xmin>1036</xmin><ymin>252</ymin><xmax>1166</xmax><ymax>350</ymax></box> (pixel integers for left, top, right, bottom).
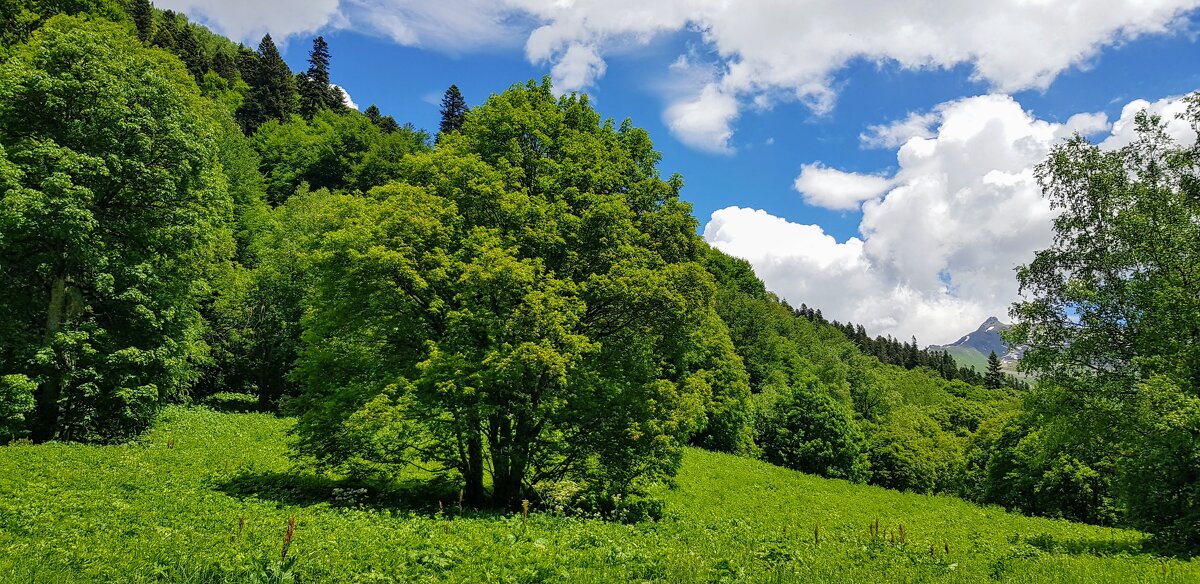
<box><xmin>928</xmin><ymin>317</ymin><xmax>1025</xmax><ymax>364</ymax></box>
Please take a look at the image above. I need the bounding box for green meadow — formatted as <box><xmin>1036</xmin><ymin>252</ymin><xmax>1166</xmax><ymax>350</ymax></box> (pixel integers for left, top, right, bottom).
<box><xmin>1</xmin><ymin>404</ymin><xmax>1193</xmax><ymax>583</ymax></box>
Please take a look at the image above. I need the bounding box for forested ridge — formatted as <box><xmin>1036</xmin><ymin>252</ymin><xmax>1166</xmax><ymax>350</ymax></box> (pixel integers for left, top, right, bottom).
<box><xmin>0</xmin><ymin>0</ymin><xmax>1197</xmax><ymax>563</ymax></box>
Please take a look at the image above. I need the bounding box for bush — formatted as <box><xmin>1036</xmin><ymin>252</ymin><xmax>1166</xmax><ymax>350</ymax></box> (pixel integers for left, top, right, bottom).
<box><xmin>866</xmin><ymin>407</ymin><xmax>962</xmax><ymax>493</ymax></box>
<box><xmin>0</xmin><ymin>374</ymin><xmax>36</xmax><ymax>442</ymax></box>
<box><xmin>757</xmin><ymin>385</ymin><xmax>869</xmax><ymax>482</ymax></box>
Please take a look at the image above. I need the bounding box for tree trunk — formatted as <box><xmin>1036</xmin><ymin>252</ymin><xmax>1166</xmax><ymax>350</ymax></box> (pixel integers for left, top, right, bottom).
<box><xmin>487</xmin><ymin>414</ymin><xmax>521</xmax><ymax>509</ymax></box>
<box><xmin>32</xmin><ymin>277</ymin><xmax>68</xmax><ymax>441</ymax></box>
<box><xmin>463</xmin><ymin>428</ymin><xmax>485</xmax><ymax>508</ymax></box>
<box><xmin>488</xmin><ymin>413</ymin><xmax>534</xmax><ymax>509</ymax></box>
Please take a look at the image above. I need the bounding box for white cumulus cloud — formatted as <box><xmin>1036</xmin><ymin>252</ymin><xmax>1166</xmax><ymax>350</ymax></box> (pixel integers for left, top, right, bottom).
<box><xmin>794</xmin><ymin>163</ymin><xmax>893</xmax><ymax>210</ymax></box>
<box><xmin>706</xmin><ymin>94</ymin><xmax>1192</xmax><ymax>344</ymax></box>
<box><xmin>156</xmin><ymin>0</ymin><xmax>343</xmax><ymax>44</ymax></box>
<box><xmin>548</xmin><ymin>43</ymin><xmax>607</xmax><ymax>94</ymax></box>
<box><xmin>663</xmin><ymin>82</ymin><xmax>740</xmax><ymax>154</ymax></box>
<box><xmin>860</xmin><ymin>111</ymin><xmax>939</xmax><ymax>149</ymax></box>
<box><xmin>156</xmin><ymin>0</ymin><xmax>1200</xmax><ymax>152</ymax></box>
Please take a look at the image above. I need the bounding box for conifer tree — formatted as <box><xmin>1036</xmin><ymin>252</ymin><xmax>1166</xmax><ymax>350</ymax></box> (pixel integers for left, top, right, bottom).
<box><xmin>211</xmin><ymin>50</ymin><xmax>237</xmax><ymax>84</ymax></box>
<box><xmin>984</xmin><ymin>351</ymin><xmax>1003</xmax><ymax>390</ymax></box>
<box><xmin>364</xmin><ymin>104</ymin><xmax>400</xmax><ymax>133</ymax></box>
<box><xmin>176</xmin><ymin>23</ymin><xmax>206</xmax><ymax>81</ymax></box>
<box><xmin>235</xmin><ymin>45</ymin><xmax>258</xmax><ymax>82</ymax></box>
<box><xmin>237</xmin><ymin>34</ymin><xmax>297</xmax><ymax>133</ymax></box>
<box><xmin>298</xmin><ymin>36</ymin><xmax>344</xmax><ymax>118</ymax></box>
<box><xmin>151</xmin><ymin>9</ymin><xmax>177</xmax><ymax>49</ymax></box>
<box><xmin>298</xmin><ymin>36</ymin><xmax>328</xmax><ymax>118</ymax></box>
<box><xmin>131</xmin><ymin>0</ymin><xmax>154</xmax><ymax>42</ymax></box>
<box><xmin>438</xmin><ymin>84</ymin><xmax>467</xmax><ymax>136</ymax></box>
<box><xmin>364</xmin><ymin>104</ymin><xmax>382</xmax><ymax>124</ymax></box>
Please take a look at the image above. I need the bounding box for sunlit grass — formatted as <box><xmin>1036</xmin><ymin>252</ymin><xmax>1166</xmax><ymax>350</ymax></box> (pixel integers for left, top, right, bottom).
<box><xmin>0</xmin><ymin>404</ymin><xmax>1193</xmax><ymax>582</ymax></box>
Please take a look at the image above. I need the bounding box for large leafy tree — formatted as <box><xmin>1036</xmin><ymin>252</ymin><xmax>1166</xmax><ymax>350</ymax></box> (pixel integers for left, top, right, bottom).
<box><xmin>0</xmin><ymin>15</ymin><xmax>232</xmax><ymax>442</ymax></box>
<box><xmin>291</xmin><ymin>80</ymin><xmax>750</xmax><ymax>508</ymax></box>
<box><xmin>1010</xmin><ymin>103</ymin><xmax>1200</xmax><ymax>550</ymax></box>
<box><xmin>252</xmin><ymin>109</ymin><xmax>429</xmax><ymax>203</ymax></box>
<box><xmin>0</xmin><ymin>0</ymin><xmax>127</xmax><ymax>56</ymax></box>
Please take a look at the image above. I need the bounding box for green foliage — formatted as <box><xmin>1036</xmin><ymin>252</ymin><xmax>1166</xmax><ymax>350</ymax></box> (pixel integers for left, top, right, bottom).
<box><xmin>1</xmin><ymin>406</ymin><xmax>1195</xmax><ymax>582</ymax></box>
<box><xmin>1122</xmin><ymin>376</ymin><xmax>1200</xmax><ymax>553</ymax></box>
<box><xmin>0</xmin><ymin>374</ymin><xmax>36</xmax><ymax>442</ymax></box>
<box><xmin>1010</xmin><ymin>102</ymin><xmax>1200</xmax><ymax>548</ymax></box>
<box><xmin>985</xmin><ymin>351</ymin><xmax>1003</xmax><ymax>390</ymax></box>
<box><xmin>757</xmin><ymin>385</ymin><xmax>869</xmax><ymax>482</ymax></box>
<box><xmin>439</xmin><ymin>84</ymin><xmax>468</xmax><ymax>136</ymax></box>
<box><xmin>364</xmin><ymin>103</ymin><xmax>401</xmax><ymax>133</ymax></box>
<box><xmin>251</xmin><ymin>109</ymin><xmax>429</xmax><ymax>202</ymax></box>
<box><xmin>236</xmin><ymin>34</ymin><xmax>295</xmax><ymax>134</ymax></box>
<box><xmin>0</xmin><ymin>0</ymin><xmax>126</xmax><ymax>57</ymax></box>
<box><xmin>961</xmin><ymin>408</ymin><xmax>1120</xmax><ymax>526</ymax></box>
<box><xmin>289</xmin><ymin>80</ymin><xmax>751</xmax><ymax>507</ymax></box>
<box><xmin>0</xmin><ymin>15</ymin><xmax>233</xmax><ymax>441</ymax></box>
<box><xmin>297</xmin><ymin>36</ymin><xmax>344</xmax><ymax>120</ymax></box>
<box><xmin>129</xmin><ymin>0</ymin><xmax>151</xmax><ymax>41</ymax></box>
<box><xmin>865</xmin><ymin>406</ymin><xmax>963</xmax><ymax>494</ymax></box>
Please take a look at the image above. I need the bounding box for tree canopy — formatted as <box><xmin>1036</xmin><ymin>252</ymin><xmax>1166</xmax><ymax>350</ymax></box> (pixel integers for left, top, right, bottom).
<box><xmin>289</xmin><ymin>80</ymin><xmax>751</xmax><ymax>508</ymax></box>
<box><xmin>1010</xmin><ymin>105</ymin><xmax>1200</xmax><ymax>550</ymax></box>
<box><xmin>0</xmin><ymin>14</ymin><xmax>233</xmax><ymax>441</ymax></box>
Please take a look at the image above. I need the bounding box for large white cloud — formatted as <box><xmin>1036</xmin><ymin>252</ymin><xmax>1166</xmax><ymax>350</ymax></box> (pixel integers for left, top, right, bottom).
<box><xmin>156</xmin><ymin>0</ymin><xmax>343</xmax><ymax>45</ymax></box>
<box><xmin>705</xmin><ymin>94</ymin><xmax>1194</xmax><ymax>344</ymax></box>
<box><xmin>157</xmin><ymin>0</ymin><xmax>1200</xmax><ymax>152</ymax></box>
<box><xmin>514</xmin><ymin>0</ymin><xmax>1198</xmax><ymax>150</ymax></box>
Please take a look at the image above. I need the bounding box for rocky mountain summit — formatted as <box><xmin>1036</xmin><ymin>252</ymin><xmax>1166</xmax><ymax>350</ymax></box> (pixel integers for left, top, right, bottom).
<box><xmin>929</xmin><ymin>316</ymin><xmax>1026</xmax><ymax>364</ymax></box>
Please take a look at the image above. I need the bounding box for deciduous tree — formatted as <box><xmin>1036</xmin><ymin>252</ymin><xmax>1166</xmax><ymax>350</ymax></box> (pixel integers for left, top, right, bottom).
<box><xmin>0</xmin><ymin>15</ymin><xmax>233</xmax><ymax>442</ymax></box>
<box><xmin>1010</xmin><ymin>103</ymin><xmax>1200</xmax><ymax>550</ymax></box>
<box><xmin>290</xmin><ymin>80</ymin><xmax>750</xmax><ymax>509</ymax></box>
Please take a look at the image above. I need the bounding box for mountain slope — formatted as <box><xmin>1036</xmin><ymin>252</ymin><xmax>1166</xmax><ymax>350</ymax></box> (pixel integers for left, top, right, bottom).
<box><xmin>929</xmin><ymin>316</ymin><xmax>1026</xmax><ymax>368</ymax></box>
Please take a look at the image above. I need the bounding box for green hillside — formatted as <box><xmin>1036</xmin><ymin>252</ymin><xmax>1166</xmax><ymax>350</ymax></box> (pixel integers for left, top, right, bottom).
<box><xmin>941</xmin><ymin>346</ymin><xmax>990</xmax><ymax>373</ymax></box>
<box><xmin>0</xmin><ymin>405</ymin><xmax>1193</xmax><ymax>583</ymax></box>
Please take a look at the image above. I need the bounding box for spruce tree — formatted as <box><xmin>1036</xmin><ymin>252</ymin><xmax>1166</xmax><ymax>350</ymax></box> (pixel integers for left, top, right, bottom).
<box><xmin>438</xmin><ymin>84</ymin><xmax>467</xmax><ymax>136</ymax></box>
<box><xmin>176</xmin><ymin>24</ymin><xmax>206</xmax><ymax>81</ymax></box>
<box><xmin>211</xmin><ymin>50</ymin><xmax>237</xmax><ymax>84</ymax></box>
<box><xmin>364</xmin><ymin>104</ymin><xmax>382</xmax><ymax>124</ymax></box>
<box><xmin>985</xmin><ymin>351</ymin><xmax>1003</xmax><ymax>390</ymax></box>
<box><xmin>364</xmin><ymin>104</ymin><xmax>399</xmax><ymax>133</ymax></box>
<box><xmin>131</xmin><ymin>0</ymin><xmax>154</xmax><ymax>42</ymax></box>
<box><xmin>298</xmin><ymin>36</ymin><xmax>345</xmax><ymax>118</ymax></box>
<box><xmin>237</xmin><ymin>34</ymin><xmax>297</xmax><ymax>133</ymax></box>
<box><xmin>298</xmin><ymin>36</ymin><xmax>328</xmax><ymax>118</ymax></box>
<box><xmin>235</xmin><ymin>45</ymin><xmax>258</xmax><ymax>83</ymax></box>
<box><xmin>151</xmin><ymin>9</ymin><xmax>177</xmax><ymax>49</ymax></box>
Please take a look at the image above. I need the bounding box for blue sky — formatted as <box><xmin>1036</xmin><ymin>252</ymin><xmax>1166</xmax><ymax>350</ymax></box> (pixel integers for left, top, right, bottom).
<box><xmin>165</xmin><ymin>0</ymin><xmax>1200</xmax><ymax>344</ymax></box>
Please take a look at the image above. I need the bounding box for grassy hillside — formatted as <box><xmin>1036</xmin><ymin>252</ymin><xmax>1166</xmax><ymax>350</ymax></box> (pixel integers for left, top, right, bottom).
<box><xmin>0</xmin><ymin>405</ymin><xmax>1194</xmax><ymax>583</ymax></box>
<box><xmin>941</xmin><ymin>347</ymin><xmax>1032</xmax><ymax>383</ymax></box>
<box><xmin>941</xmin><ymin>346</ymin><xmax>991</xmax><ymax>373</ymax></box>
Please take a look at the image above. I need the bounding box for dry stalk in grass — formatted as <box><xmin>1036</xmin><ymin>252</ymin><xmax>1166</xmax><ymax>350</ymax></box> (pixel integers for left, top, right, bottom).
<box><xmin>281</xmin><ymin>516</ymin><xmax>297</xmax><ymax>561</ymax></box>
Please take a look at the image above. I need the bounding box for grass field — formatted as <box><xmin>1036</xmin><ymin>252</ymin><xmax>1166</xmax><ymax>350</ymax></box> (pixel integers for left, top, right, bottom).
<box><xmin>0</xmin><ymin>404</ymin><xmax>1195</xmax><ymax>583</ymax></box>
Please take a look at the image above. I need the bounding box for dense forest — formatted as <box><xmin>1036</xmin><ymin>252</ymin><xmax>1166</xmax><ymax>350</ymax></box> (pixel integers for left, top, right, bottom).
<box><xmin>0</xmin><ymin>0</ymin><xmax>1196</xmax><ymax>560</ymax></box>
